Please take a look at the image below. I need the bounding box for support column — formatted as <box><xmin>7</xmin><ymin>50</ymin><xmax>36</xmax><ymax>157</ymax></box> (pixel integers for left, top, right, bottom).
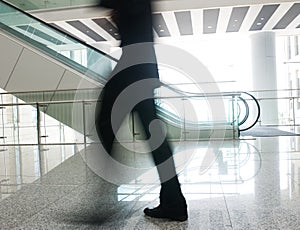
<box><xmin>251</xmin><ymin>31</ymin><xmax>278</xmax><ymax>125</ymax></box>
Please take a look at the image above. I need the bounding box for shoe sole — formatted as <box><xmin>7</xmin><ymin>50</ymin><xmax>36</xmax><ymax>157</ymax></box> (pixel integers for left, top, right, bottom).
<box><xmin>145</xmin><ymin>213</ymin><xmax>188</xmax><ymax>222</ymax></box>
<box><xmin>169</xmin><ymin>215</ymin><xmax>188</xmax><ymax>222</ymax></box>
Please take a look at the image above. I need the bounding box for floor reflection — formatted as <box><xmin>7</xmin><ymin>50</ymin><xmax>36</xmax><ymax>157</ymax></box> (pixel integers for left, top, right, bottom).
<box><xmin>0</xmin><ymin>144</ymin><xmax>76</xmax><ymax>200</ymax></box>
<box><xmin>1</xmin><ymin>136</ymin><xmax>300</xmax><ymax>229</ymax></box>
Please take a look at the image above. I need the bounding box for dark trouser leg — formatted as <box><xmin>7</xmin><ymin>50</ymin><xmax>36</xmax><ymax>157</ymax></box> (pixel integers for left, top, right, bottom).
<box><xmin>95</xmin><ymin>79</ymin><xmax>123</xmax><ymax>154</ymax></box>
<box><xmin>135</xmin><ymin>99</ymin><xmax>187</xmax><ymax>221</ymax></box>
<box><xmin>134</xmin><ymin>99</ymin><xmax>186</xmax><ymax>206</ymax></box>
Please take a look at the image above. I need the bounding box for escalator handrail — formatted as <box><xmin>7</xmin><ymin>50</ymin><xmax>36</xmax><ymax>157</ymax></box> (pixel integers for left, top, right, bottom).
<box><xmin>0</xmin><ymin>21</ymin><xmax>107</xmax><ymax>84</ymax></box>
<box><xmin>231</xmin><ymin>96</ymin><xmax>249</xmax><ymax>126</ymax></box>
<box><xmin>237</xmin><ymin>96</ymin><xmax>249</xmax><ymax>126</ymax></box>
<box><xmin>157</xmin><ymin>89</ymin><xmax>260</xmax><ymax>132</ymax></box>
<box><xmin>238</xmin><ymin>91</ymin><xmax>261</xmax><ymax>132</ymax></box>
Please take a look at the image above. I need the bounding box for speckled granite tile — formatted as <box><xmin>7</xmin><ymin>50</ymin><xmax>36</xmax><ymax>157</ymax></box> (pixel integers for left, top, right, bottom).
<box><xmin>273</xmin><ymin>208</ymin><xmax>300</xmax><ymax>230</ymax></box>
<box><xmin>224</xmin><ymin>193</ymin><xmax>300</xmax><ymax>230</ymax></box>
<box><xmin>0</xmin><ymin>147</ymin><xmax>126</xmax><ymax>228</ymax></box>
<box><xmin>0</xmin><ymin>184</ymin><xmax>79</xmax><ymax>229</ymax></box>
<box><xmin>5</xmin><ymin>136</ymin><xmax>300</xmax><ymax>229</ymax></box>
<box><xmin>17</xmin><ymin>190</ymin><xmax>127</xmax><ymax>229</ymax></box>
<box><xmin>17</xmin><ymin>222</ymin><xmax>86</xmax><ymax>230</ymax></box>
<box><xmin>109</xmin><ymin>198</ymin><xmax>232</xmax><ymax>230</ymax></box>
<box><xmin>15</xmin><ymin>191</ymin><xmax>233</xmax><ymax>230</ymax></box>
<box><xmin>33</xmin><ymin>153</ymin><xmax>88</xmax><ymax>186</ymax></box>
<box><xmin>228</xmin><ymin>209</ymin><xmax>254</xmax><ymax>230</ymax></box>
<box><xmin>225</xmin><ymin>207</ymin><xmax>278</xmax><ymax>230</ymax></box>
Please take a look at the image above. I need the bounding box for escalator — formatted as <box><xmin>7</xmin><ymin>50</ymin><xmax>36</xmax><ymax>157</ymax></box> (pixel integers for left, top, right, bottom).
<box><xmin>0</xmin><ymin>0</ymin><xmax>116</xmax><ymax>133</ymax></box>
<box><xmin>0</xmin><ymin>0</ymin><xmax>115</xmax><ymax>85</ymax></box>
<box><xmin>0</xmin><ymin>0</ymin><xmax>260</xmax><ymax>141</ymax></box>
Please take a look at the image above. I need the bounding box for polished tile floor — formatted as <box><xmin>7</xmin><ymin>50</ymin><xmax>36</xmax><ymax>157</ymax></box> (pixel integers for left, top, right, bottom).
<box><xmin>1</xmin><ymin>136</ymin><xmax>300</xmax><ymax>229</ymax></box>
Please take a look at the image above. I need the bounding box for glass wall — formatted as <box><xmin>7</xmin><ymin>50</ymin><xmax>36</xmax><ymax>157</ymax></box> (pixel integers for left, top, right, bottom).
<box><xmin>4</xmin><ymin>0</ymin><xmax>98</xmax><ymax>11</ymax></box>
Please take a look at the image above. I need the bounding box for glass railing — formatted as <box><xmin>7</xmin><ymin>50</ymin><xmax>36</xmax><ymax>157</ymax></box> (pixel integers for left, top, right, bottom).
<box><xmin>0</xmin><ymin>0</ymin><xmax>116</xmax><ymax>84</ymax></box>
<box><xmin>0</xmin><ymin>92</ymin><xmax>262</xmax><ymax>203</ymax></box>
<box><xmin>0</xmin><ymin>88</ymin><xmax>243</xmax><ymax>147</ymax></box>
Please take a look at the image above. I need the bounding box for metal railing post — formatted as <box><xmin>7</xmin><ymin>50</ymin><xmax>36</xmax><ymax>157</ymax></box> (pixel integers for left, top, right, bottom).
<box><xmin>36</xmin><ymin>102</ymin><xmax>41</xmax><ymax>146</ymax></box>
<box><xmin>132</xmin><ymin>112</ymin><xmax>135</xmax><ymax>142</ymax></box>
<box><xmin>231</xmin><ymin>95</ymin><xmax>236</xmax><ymax>139</ymax></box>
<box><xmin>292</xmin><ymin>97</ymin><xmax>296</xmax><ymax>127</ymax></box>
<box><xmin>182</xmin><ymin>98</ymin><xmax>187</xmax><ymax>141</ymax></box>
<box><xmin>82</xmin><ymin>101</ymin><xmax>87</xmax><ymax>149</ymax></box>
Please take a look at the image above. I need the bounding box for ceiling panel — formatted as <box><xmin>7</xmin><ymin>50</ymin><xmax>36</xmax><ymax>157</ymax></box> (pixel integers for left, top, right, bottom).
<box><xmin>67</xmin><ymin>20</ymin><xmax>106</xmax><ymax>41</ymax></box>
<box><xmin>273</xmin><ymin>3</ymin><xmax>300</xmax><ymax>29</ymax></box>
<box><xmin>152</xmin><ymin>13</ymin><xmax>171</xmax><ymax>37</ymax></box>
<box><xmin>174</xmin><ymin>11</ymin><xmax>193</xmax><ymax>35</ymax></box>
<box><xmin>92</xmin><ymin>18</ymin><xmax>120</xmax><ymax>40</ymax></box>
<box><xmin>203</xmin><ymin>8</ymin><xmax>220</xmax><ymax>34</ymax></box>
<box><xmin>249</xmin><ymin>4</ymin><xmax>280</xmax><ymax>31</ymax></box>
<box><xmin>226</xmin><ymin>6</ymin><xmax>250</xmax><ymax>32</ymax></box>
<box><xmin>261</xmin><ymin>3</ymin><xmax>294</xmax><ymax>30</ymax></box>
<box><xmin>54</xmin><ymin>21</ymin><xmax>98</xmax><ymax>43</ymax></box>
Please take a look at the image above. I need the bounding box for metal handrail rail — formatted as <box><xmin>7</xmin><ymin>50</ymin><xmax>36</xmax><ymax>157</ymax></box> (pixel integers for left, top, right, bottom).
<box><xmin>6</xmin><ymin>86</ymin><xmax>299</xmax><ymax>102</ymax></box>
<box><xmin>0</xmin><ymin>81</ymin><xmax>243</xmax><ymax>95</ymax></box>
<box><xmin>0</xmin><ymin>87</ymin><xmax>100</xmax><ymax>96</ymax></box>
<box><xmin>0</xmin><ymin>92</ymin><xmax>242</xmax><ymax>107</ymax></box>
<box><xmin>2</xmin><ymin>85</ymin><xmax>300</xmax><ymax>97</ymax></box>
<box><xmin>256</xmin><ymin>96</ymin><xmax>300</xmax><ymax>100</ymax></box>
<box><xmin>1</xmin><ymin>89</ymin><xmax>260</xmax><ymax>131</ymax></box>
<box><xmin>245</xmin><ymin>88</ymin><xmax>300</xmax><ymax>95</ymax></box>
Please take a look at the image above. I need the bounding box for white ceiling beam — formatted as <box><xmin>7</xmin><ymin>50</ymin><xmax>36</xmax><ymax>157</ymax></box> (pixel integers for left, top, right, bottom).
<box><xmin>217</xmin><ymin>7</ymin><xmax>232</xmax><ymax>33</ymax></box>
<box><xmin>162</xmin><ymin>11</ymin><xmax>181</xmax><ymax>37</ymax></box>
<box><xmin>239</xmin><ymin>5</ymin><xmax>262</xmax><ymax>32</ymax></box>
<box><xmin>54</xmin><ymin>21</ymin><xmax>96</xmax><ymax>43</ymax></box>
<box><xmin>31</xmin><ymin>6</ymin><xmax>112</xmax><ymax>22</ymax></box>
<box><xmin>191</xmin><ymin>9</ymin><xmax>203</xmax><ymax>35</ymax></box>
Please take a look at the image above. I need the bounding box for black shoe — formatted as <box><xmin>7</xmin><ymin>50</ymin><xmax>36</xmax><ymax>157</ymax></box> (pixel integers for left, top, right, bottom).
<box><xmin>144</xmin><ymin>204</ymin><xmax>188</xmax><ymax>221</ymax></box>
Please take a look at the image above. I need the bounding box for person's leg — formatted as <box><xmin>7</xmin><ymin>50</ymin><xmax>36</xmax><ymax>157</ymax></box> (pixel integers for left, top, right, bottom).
<box><xmin>134</xmin><ymin>98</ymin><xmax>187</xmax><ymax>221</ymax></box>
<box><xmin>95</xmin><ymin>76</ymin><xmax>124</xmax><ymax>154</ymax></box>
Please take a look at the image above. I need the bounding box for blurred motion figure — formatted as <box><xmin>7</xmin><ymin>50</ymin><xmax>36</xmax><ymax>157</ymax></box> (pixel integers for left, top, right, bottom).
<box><xmin>96</xmin><ymin>0</ymin><xmax>187</xmax><ymax>221</ymax></box>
